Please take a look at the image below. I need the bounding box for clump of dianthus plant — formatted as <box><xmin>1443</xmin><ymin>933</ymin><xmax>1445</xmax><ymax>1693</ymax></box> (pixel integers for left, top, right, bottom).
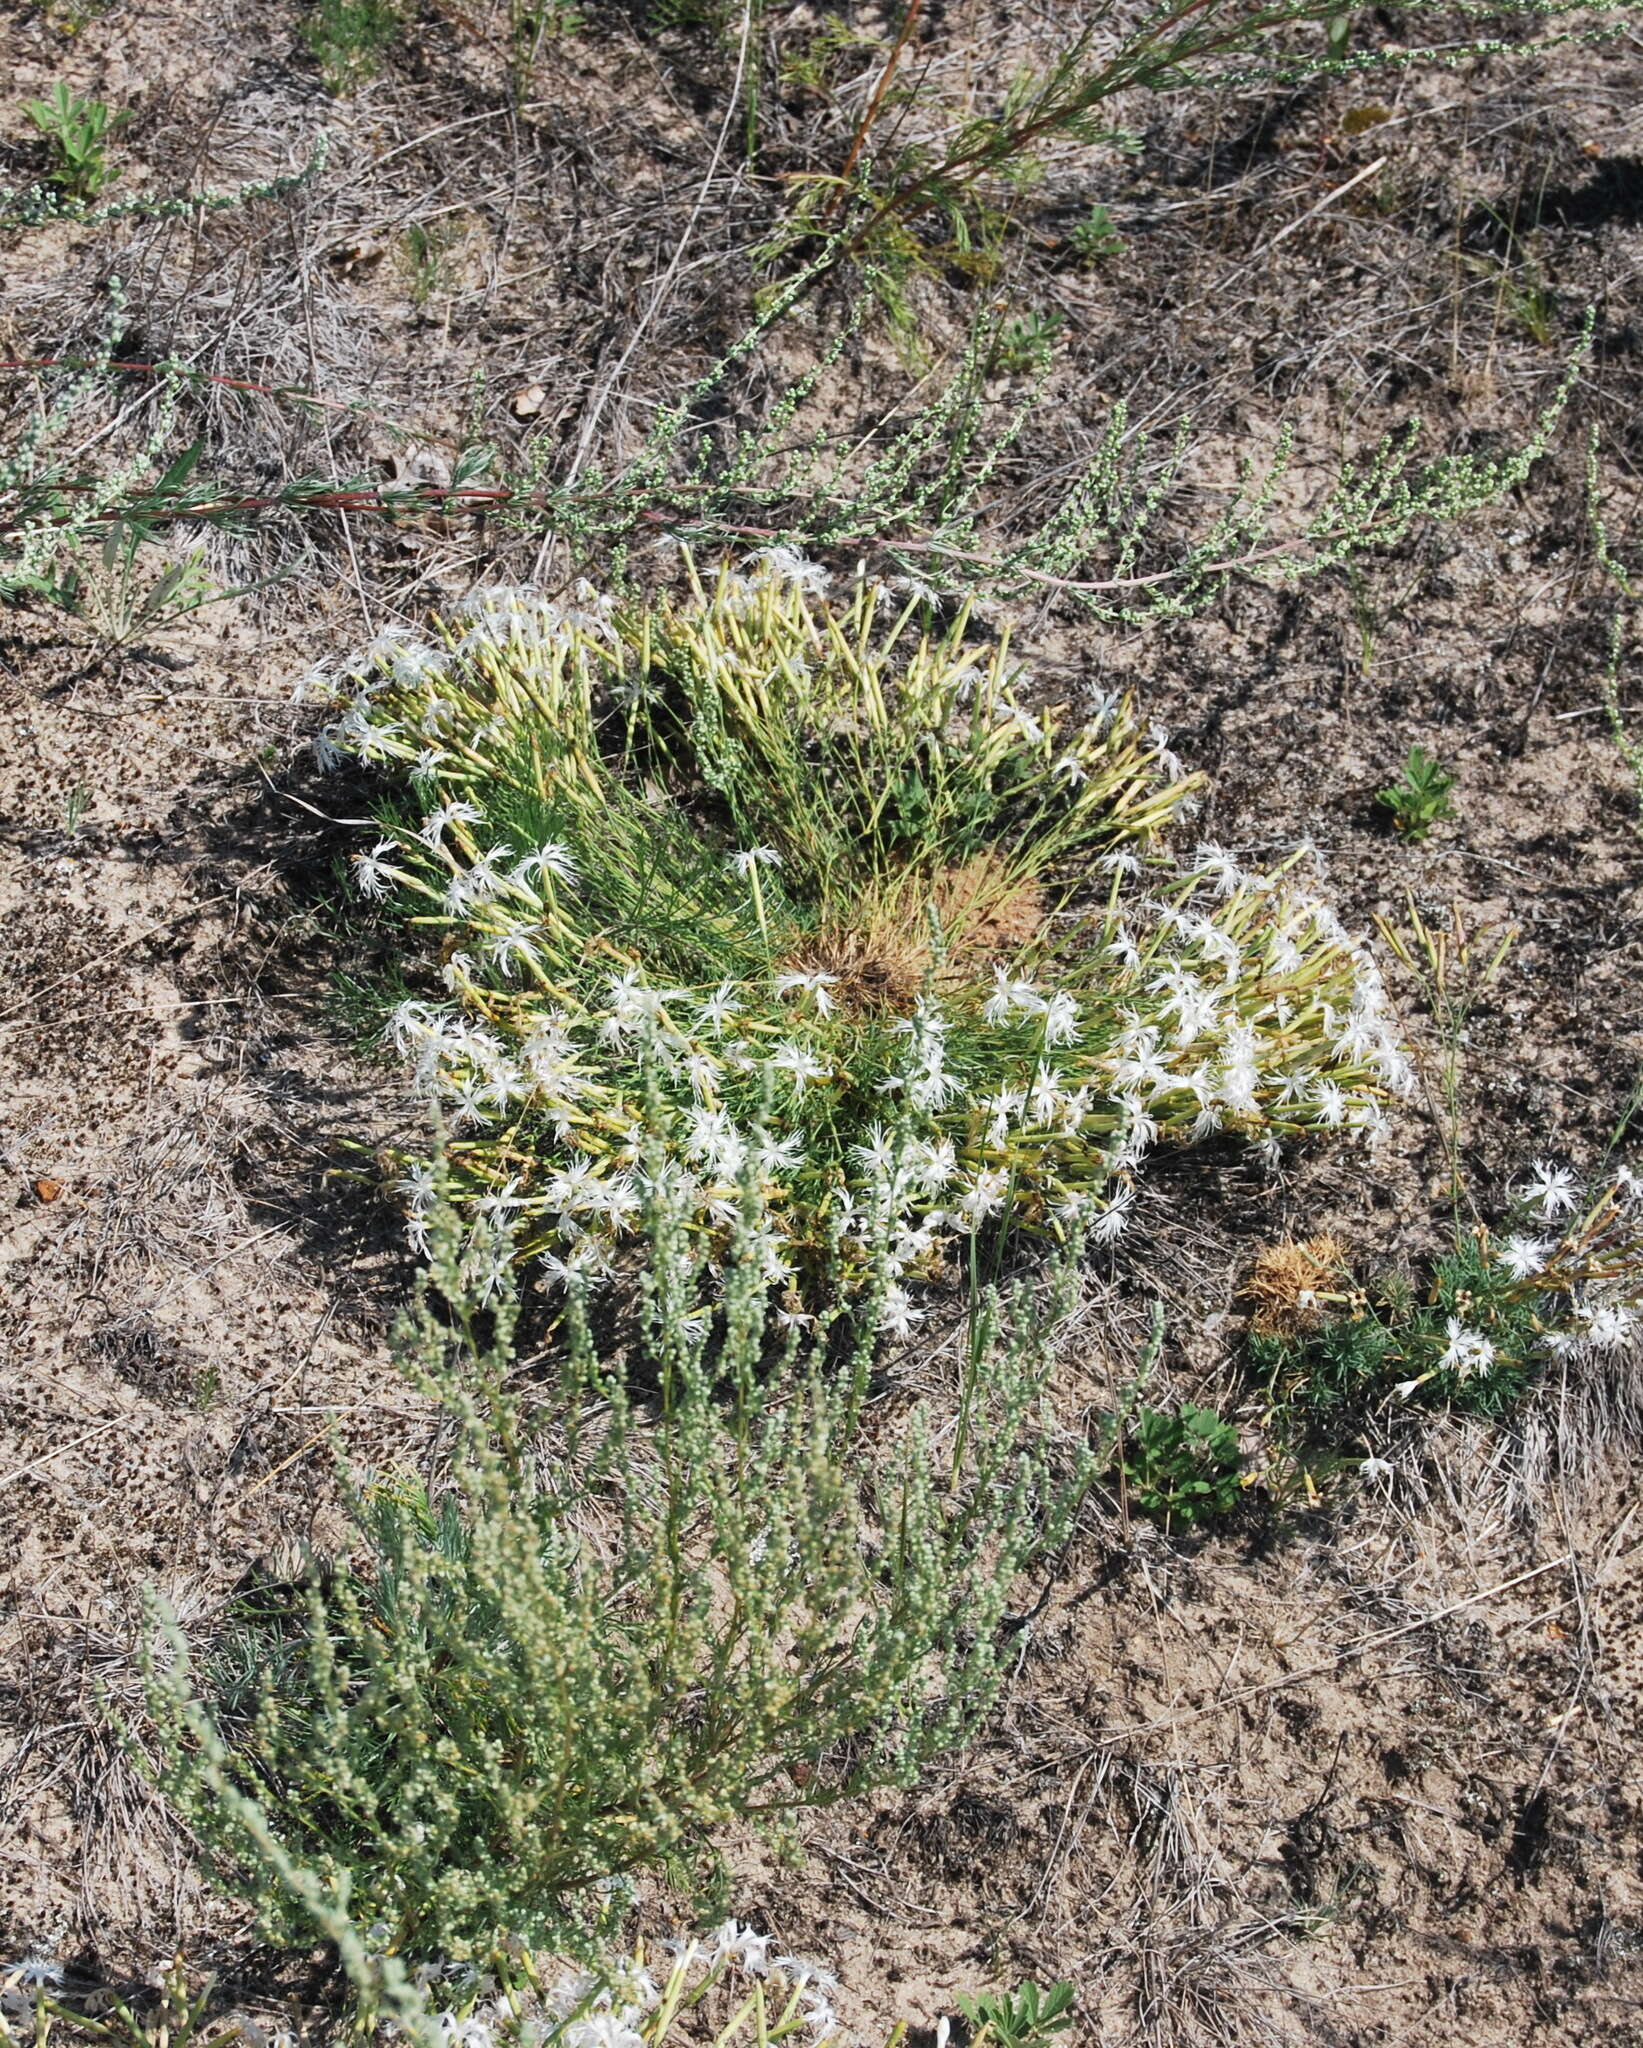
<box><xmin>1250</xmin><ymin>1161</ymin><xmax>1643</xmax><ymax>1428</ymax></box>
<box><xmin>319</xmin><ymin>551</ymin><xmax>1410</xmax><ymax>1321</ymax></box>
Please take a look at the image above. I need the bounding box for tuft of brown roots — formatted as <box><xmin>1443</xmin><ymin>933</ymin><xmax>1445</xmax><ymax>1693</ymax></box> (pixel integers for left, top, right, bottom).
<box><xmin>1243</xmin><ymin>1235</ymin><xmax>1349</xmax><ymax>1336</ymax></box>
<box><xmin>788</xmin><ymin>853</ymin><xmax>1047</xmax><ymax>1014</ymax></box>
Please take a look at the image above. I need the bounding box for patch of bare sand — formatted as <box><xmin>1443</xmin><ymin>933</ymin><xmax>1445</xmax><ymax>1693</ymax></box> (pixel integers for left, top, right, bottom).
<box><xmin>0</xmin><ymin>612</ymin><xmax>425</xmax><ymax>1964</ymax></box>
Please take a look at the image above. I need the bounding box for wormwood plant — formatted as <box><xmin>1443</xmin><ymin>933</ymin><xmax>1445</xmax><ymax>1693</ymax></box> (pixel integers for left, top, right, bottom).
<box><xmin>0</xmin><ymin>135</ymin><xmax>326</xmax><ymax>229</ymax></box>
<box><xmin>430</xmin><ymin>301</ymin><xmax>1595</xmax><ymax>629</ymax></box>
<box><xmin>2</xmin><ymin>281</ymin><xmax>1592</xmax><ymax>632</ymax></box>
<box><xmin>145</xmin><ymin>1173</ymin><xmax>1090</xmax><ymax>1959</ymax></box>
<box><xmin>321</xmin><ymin>555</ymin><xmax>1408</xmax><ymax>1307</ymax></box>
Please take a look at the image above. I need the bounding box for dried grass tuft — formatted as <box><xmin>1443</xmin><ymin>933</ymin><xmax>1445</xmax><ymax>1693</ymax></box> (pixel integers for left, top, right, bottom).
<box><xmin>1241</xmin><ymin>1236</ymin><xmax>1348</xmax><ymax>1338</ymax></box>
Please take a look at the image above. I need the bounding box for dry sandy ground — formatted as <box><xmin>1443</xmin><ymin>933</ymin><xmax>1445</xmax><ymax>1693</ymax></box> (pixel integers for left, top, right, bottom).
<box><xmin>4</xmin><ymin>1</ymin><xmax>1643</xmax><ymax>2041</ymax></box>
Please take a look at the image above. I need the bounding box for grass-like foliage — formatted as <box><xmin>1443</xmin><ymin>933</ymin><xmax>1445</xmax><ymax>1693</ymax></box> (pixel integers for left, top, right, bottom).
<box><xmin>321</xmin><ymin>555</ymin><xmax>1408</xmax><ymax>1308</ymax></box>
<box><xmin>144</xmin><ymin>1178</ymin><xmax>1091</xmax><ymax>1960</ymax></box>
<box><xmin>1246</xmin><ymin>1164</ymin><xmax>1643</xmax><ymax>1430</ymax></box>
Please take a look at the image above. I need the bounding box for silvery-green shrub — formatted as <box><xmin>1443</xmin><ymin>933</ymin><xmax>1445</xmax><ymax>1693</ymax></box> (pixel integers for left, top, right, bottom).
<box><xmin>145</xmin><ymin>1148</ymin><xmax>1089</xmax><ymax>1958</ymax></box>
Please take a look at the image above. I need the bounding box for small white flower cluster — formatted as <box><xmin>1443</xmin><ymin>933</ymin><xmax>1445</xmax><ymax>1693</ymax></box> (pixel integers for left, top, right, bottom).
<box><xmin>400</xmin><ymin>1921</ymin><xmax>847</xmax><ymax>2048</ymax></box>
<box><xmin>1437</xmin><ymin>1315</ymin><xmax>1496</xmax><ymax>1382</ymax></box>
<box><xmin>373</xmin><ymin>870</ymin><xmax>1403</xmax><ymax>1321</ymax></box>
<box><xmin>1516</xmin><ymin>1158</ymin><xmax>1643</xmax><ymax>1362</ymax></box>
<box><xmin>1385</xmin><ymin>1159</ymin><xmax>1643</xmax><ymax>1404</ymax></box>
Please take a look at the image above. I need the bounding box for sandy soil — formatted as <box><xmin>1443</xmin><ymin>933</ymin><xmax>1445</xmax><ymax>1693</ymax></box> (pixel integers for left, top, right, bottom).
<box><xmin>4</xmin><ymin>1</ymin><xmax>1643</xmax><ymax>2041</ymax></box>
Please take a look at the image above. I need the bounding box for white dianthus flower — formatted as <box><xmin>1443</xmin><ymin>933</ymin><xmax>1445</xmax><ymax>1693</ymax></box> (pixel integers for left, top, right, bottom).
<box><xmin>770</xmin><ymin>1040</ymin><xmax>829</xmax><ymax>1094</ymax></box>
<box><xmin>486</xmin><ymin>927</ymin><xmax>542</xmax><ymax>978</ymax></box>
<box><xmin>562</xmin><ymin>2017</ymin><xmax>643</xmax><ymax>2048</ymax></box>
<box><xmin>744</xmin><ymin>545</ymin><xmax>830</xmax><ymax>594</ymax></box>
<box><xmin>879</xmin><ymin>1285</ymin><xmax>924</xmax><ymax>1337</ymax></box>
<box><xmin>1028</xmin><ymin>1063</ymin><xmax>1064</xmax><ymax>1125</ymax></box>
<box><xmin>774</xmin><ymin>969</ymin><xmax>839</xmax><ymax>1016</ymax></box>
<box><xmin>982</xmin><ymin>965</ymin><xmax>1039</xmax><ymax>1025</ymax></box>
<box><xmin>915</xmin><ymin>1137</ymin><xmax>958</xmax><ymax>1188</ymax></box>
<box><xmin>1313</xmin><ymin>1080</ymin><xmax>1349</xmax><ymax>1127</ymax></box>
<box><xmin>1437</xmin><ymin>1316</ymin><xmax>1495</xmax><ymax>1382</ymax></box>
<box><xmin>515</xmin><ymin>841</ymin><xmax>580</xmax><ymax>887</ymax></box>
<box><xmin>957</xmin><ymin>1167</ymin><xmax>1009</xmax><ymax>1226</ymax></box>
<box><xmin>1088</xmin><ymin>1187</ymin><xmax>1134</xmax><ymax>1244</ymax></box>
<box><xmin>1519</xmin><ymin>1159</ymin><xmax>1580</xmax><ymax>1219</ymax></box>
<box><xmin>1192</xmin><ymin>842</ymin><xmax>1245</xmax><ymax>895</ymax></box>
<box><xmin>995</xmin><ymin>702</ymin><xmax>1044</xmax><ymax>745</ymax></box>
<box><xmin>852</xmin><ymin>1123</ymin><xmax>900</xmax><ymax>1180</ymax></box>
<box><xmin>419</xmin><ymin>798</ymin><xmax>483</xmax><ymax>848</ymax></box>
<box><xmin>1041</xmin><ymin>991</ymin><xmax>1081</xmax><ymax>1046</ymax></box>
<box><xmin>728</xmin><ymin>845</ymin><xmax>783</xmax><ymax>877</ymax></box>
<box><xmin>351</xmin><ymin>838</ymin><xmax>399</xmax><ymax>899</ymax></box>
<box><xmin>1579</xmin><ymin>1300</ymin><xmax>1638</xmax><ymax>1351</ymax></box>
<box><xmin>696</xmin><ymin>981</ymin><xmax>742</xmax><ymax>1035</ymax></box>
<box><xmin>1496</xmin><ymin>1234</ymin><xmax>1550</xmax><ymax>1282</ymax></box>
<box><xmin>711</xmin><ymin>1922</ymin><xmax>775</xmax><ymax>1974</ymax></box>
<box><xmin>8</xmin><ymin>1958</ymin><xmax>63</xmax><ymax>1991</ymax></box>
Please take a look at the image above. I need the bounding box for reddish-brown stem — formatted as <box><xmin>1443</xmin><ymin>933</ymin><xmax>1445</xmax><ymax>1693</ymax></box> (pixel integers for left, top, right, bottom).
<box><xmin>0</xmin><ymin>469</ymin><xmax>1387</xmax><ymax>601</ymax></box>
<box><xmin>827</xmin><ymin>0</ymin><xmax>926</xmax><ymax>221</ymax></box>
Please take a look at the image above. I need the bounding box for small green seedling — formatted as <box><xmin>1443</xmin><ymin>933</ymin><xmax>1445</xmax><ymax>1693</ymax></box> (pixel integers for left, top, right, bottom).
<box><xmin>991</xmin><ymin>310</ymin><xmax>1066</xmax><ymax>374</ymax></box>
<box><xmin>1121</xmin><ymin>1402</ymin><xmax>1243</xmax><ymax>1525</ymax></box>
<box><xmin>956</xmin><ymin>1980</ymin><xmax>1077</xmax><ymax>2048</ymax></box>
<box><xmin>25</xmin><ymin>82</ymin><xmax>122</xmax><ymax>200</ymax></box>
<box><xmin>1376</xmin><ymin>744</ymin><xmax>1456</xmax><ymax>841</ymax></box>
<box><xmin>401</xmin><ymin>220</ymin><xmax>456</xmax><ymax>308</ymax></box>
<box><xmin>303</xmin><ymin>0</ymin><xmax>402</xmax><ymax>92</ymax></box>
<box><xmin>1069</xmin><ymin>202</ymin><xmax>1124</xmax><ymax>261</ymax></box>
